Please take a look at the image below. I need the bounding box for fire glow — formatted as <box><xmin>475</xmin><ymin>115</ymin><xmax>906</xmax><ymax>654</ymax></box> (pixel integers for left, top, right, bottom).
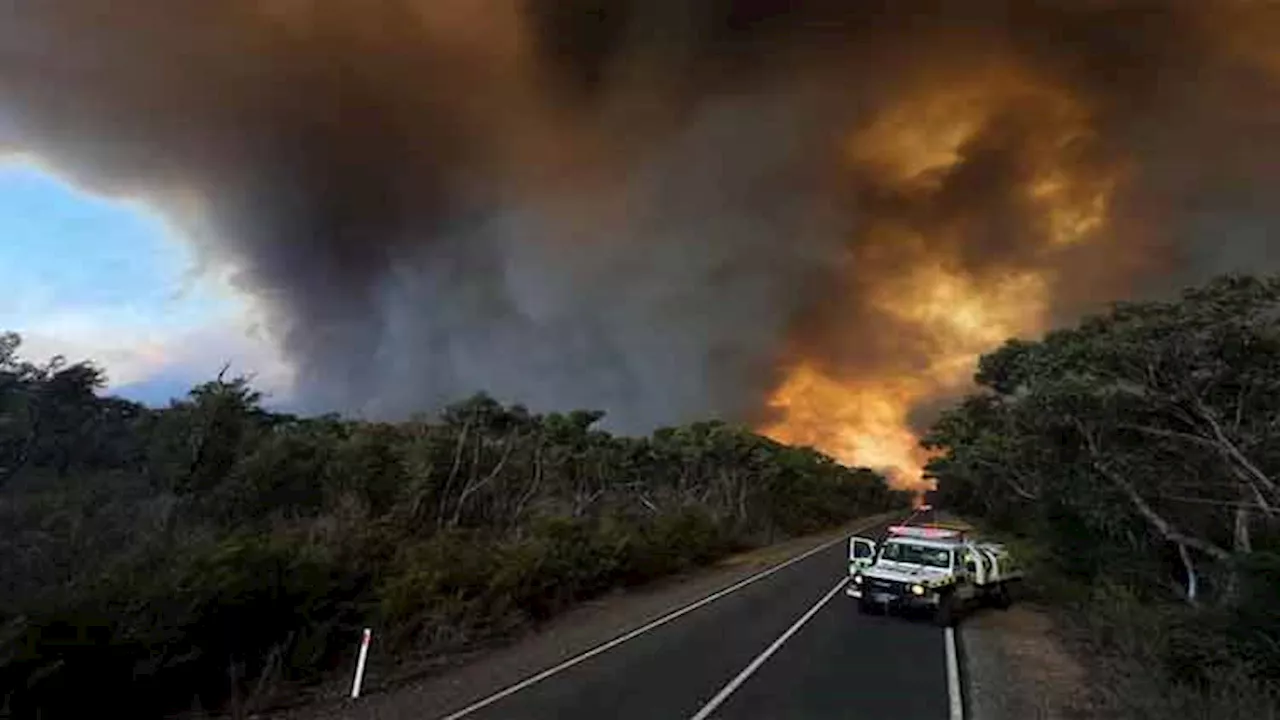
<box><xmin>761</xmin><ymin>63</ymin><xmax>1120</xmax><ymax>489</ymax></box>
<box><xmin>2</xmin><ymin>2</ymin><xmax>1277</xmax><ymax>493</ymax></box>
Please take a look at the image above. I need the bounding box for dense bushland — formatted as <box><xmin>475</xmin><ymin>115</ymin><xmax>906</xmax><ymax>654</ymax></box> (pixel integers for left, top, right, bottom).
<box><xmin>927</xmin><ymin>274</ymin><xmax>1280</xmax><ymax>716</ymax></box>
<box><xmin>0</xmin><ymin>331</ymin><xmax>907</xmax><ymax>718</ymax></box>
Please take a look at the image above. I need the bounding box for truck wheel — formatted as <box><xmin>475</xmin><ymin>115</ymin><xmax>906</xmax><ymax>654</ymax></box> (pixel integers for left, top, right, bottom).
<box><xmin>992</xmin><ymin>583</ymin><xmax>1012</xmax><ymax>610</ymax></box>
<box><xmin>933</xmin><ymin>593</ymin><xmax>957</xmax><ymax>627</ymax></box>
<box><xmin>858</xmin><ymin>598</ymin><xmax>875</xmax><ymax>615</ymax></box>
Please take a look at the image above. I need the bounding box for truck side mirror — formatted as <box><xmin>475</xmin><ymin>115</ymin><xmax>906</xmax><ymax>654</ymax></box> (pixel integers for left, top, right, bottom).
<box><xmin>850</xmin><ymin>537</ymin><xmax>877</xmax><ymax>565</ymax></box>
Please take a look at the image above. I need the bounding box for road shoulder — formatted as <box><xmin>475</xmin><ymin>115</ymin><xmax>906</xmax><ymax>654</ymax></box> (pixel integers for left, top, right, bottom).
<box><xmin>277</xmin><ymin>512</ymin><xmax>898</xmax><ymax>720</ymax></box>
<box><xmin>959</xmin><ymin>603</ymin><xmax>1102</xmax><ymax>720</ymax></box>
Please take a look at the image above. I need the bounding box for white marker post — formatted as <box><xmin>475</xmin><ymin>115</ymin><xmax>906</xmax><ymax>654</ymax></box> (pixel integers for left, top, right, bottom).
<box><xmin>351</xmin><ymin>628</ymin><xmax>372</xmax><ymax>699</ymax></box>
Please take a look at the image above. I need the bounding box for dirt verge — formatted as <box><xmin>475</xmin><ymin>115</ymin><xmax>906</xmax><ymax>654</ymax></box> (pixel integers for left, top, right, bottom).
<box><xmin>960</xmin><ymin>603</ymin><xmax>1106</xmax><ymax>720</ymax></box>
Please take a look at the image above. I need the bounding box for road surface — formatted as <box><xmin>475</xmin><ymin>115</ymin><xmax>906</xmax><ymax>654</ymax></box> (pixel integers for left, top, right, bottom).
<box><xmin>434</xmin><ymin>518</ymin><xmax>957</xmax><ymax>720</ymax></box>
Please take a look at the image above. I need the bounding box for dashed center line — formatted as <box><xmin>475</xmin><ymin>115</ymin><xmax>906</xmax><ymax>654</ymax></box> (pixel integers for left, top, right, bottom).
<box><xmin>437</xmin><ymin>517</ymin><xmax>887</xmax><ymax>720</ymax></box>
<box><xmin>687</xmin><ymin>576</ymin><xmax>850</xmax><ymax>720</ymax></box>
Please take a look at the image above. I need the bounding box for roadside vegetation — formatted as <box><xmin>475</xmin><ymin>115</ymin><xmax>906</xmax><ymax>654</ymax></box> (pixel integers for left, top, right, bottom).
<box><xmin>0</xmin><ymin>331</ymin><xmax>908</xmax><ymax>718</ymax></box>
<box><xmin>927</xmin><ymin>274</ymin><xmax>1280</xmax><ymax>717</ymax></box>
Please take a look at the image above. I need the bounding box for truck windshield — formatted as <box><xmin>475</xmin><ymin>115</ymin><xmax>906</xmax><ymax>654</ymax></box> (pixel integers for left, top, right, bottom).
<box><xmin>879</xmin><ymin>542</ymin><xmax>951</xmax><ymax>568</ymax></box>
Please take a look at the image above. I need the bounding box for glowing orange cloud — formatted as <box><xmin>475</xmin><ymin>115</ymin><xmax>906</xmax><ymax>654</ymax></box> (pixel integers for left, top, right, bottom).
<box><xmin>762</xmin><ymin>61</ymin><xmax>1118</xmax><ymax>489</ymax></box>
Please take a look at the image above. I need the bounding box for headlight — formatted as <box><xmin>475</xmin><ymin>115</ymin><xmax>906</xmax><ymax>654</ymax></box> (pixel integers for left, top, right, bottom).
<box><xmin>911</xmin><ymin>583</ymin><xmax>925</xmax><ymax>596</ymax></box>
<box><xmin>853</xmin><ymin>574</ymin><xmax>863</xmax><ymax>584</ymax></box>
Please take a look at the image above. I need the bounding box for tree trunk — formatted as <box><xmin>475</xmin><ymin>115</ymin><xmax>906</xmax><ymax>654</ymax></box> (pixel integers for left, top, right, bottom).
<box><xmin>511</xmin><ymin>441</ymin><xmax>544</xmax><ymax>529</ymax></box>
<box><xmin>1177</xmin><ymin>542</ymin><xmax>1198</xmax><ymax>605</ymax></box>
<box><xmin>453</xmin><ymin>434</ymin><xmax>516</xmax><ymax>527</ymax></box>
<box><xmin>1234</xmin><ymin>505</ymin><xmax>1252</xmax><ymax>554</ymax></box>
<box><xmin>437</xmin><ymin>419</ymin><xmax>471</xmax><ymax>530</ymax></box>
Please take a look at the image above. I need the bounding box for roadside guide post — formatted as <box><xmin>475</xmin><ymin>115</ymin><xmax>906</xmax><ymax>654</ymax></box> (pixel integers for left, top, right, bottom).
<box><xmin>351</xmin><ymin>628</ymin><xmax>372</xmax><ymax>700</ymax></box>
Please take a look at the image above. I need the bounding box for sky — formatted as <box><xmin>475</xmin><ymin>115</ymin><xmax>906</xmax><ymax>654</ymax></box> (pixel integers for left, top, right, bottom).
<box><xmin>0</xmin><ymin>161</ymin><xmax>291</xmax><ymax>406</ymax></box>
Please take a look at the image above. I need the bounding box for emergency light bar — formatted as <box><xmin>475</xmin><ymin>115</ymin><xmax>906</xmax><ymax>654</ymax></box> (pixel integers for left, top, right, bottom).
<box><xmin>888</xmin><ymin>525</ymin><xmax>962</xmax><ymax>540</ymax></box>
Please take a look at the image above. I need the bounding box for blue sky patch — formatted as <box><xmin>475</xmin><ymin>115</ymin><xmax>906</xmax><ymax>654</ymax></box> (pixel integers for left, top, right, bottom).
<box><xmin>0</xmin><ymin>162</ymin><xmax>289</xmax><ymax>404</ymax></box>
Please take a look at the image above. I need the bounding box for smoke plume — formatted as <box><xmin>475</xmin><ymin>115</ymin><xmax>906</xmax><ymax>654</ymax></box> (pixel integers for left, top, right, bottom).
<box><xmin>2</xmin><ymin>1</ymin><xmax>1278</xmax><ymax>484</ymax></box>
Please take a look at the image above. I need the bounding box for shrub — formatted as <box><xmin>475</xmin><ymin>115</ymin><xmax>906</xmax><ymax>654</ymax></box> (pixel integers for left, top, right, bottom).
<box><xmin>0</xmin><ymin>338</ymin><xmax>908</xmax><ymax>717</ymax></box>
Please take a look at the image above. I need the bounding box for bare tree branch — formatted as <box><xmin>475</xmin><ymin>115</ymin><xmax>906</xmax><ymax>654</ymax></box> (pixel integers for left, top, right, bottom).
<box><xmin>453</xmin><ymin>433</ymin><xmax>518</xmax><ymax>526</ymax></box>
<box><xmin>1075</xmin><ymin>418</ymin><xmax>1231</xmax><ymax>561</ymax></box>
<box><xmin>1117</xmin><ymin>422</ymin><xmax>1218</xmax><ymax>450</ymax></box>
<box><xmin>1118</xmin><ymin>419</ymin><xmax>1278</xmax><ymax>517</ymax></box>
<box><xmin>1192</xmin><ymin>397</ymin><xmax>1278</xmax><ymax>497</ymax></box>
<box><xmin>971</xmin><ymin>456</ymin><xmax>1039</xmax><ymax>500</ymax></box>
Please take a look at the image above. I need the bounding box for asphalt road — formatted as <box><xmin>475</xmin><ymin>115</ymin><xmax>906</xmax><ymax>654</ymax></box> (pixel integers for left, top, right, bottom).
<box><xmin>435</xmin><ymin>517</ymin><xmax>955</xmax><ymax>720</ymax></box>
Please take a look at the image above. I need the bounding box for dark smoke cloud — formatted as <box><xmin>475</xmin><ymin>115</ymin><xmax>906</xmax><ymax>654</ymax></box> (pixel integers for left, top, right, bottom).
<box><xmin>2</xmin><ymin>1</ymin><xmax>1279</xmax><ymax>438</ymax></box>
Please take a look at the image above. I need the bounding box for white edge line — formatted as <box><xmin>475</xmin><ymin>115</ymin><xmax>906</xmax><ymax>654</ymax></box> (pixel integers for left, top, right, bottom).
<box><xmin>945</xmin><ymin>625</ymin><xmax>964</xmax><ymax>720</ymax></box>
<box><xmin>688</xmin><ymin>575</ymin><xmax>849</xmax><ymax>720</ymax></box>
<box><xmin>437</xmin><ymin>515</ymin><xmax>890</xmax><ymax>720</ymax></box>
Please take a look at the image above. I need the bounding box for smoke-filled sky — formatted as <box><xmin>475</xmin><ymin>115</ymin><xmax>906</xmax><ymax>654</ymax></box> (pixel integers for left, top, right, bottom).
<box><xmin>2</xmin><ymin>0</ymin><xmax>1278</xmax><ymax>486</ymax></box>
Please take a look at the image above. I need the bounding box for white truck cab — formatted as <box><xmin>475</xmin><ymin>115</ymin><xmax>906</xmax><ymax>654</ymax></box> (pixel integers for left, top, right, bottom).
<box><xmin>847</xmin><ymin>524</ymin><xmax>1022</xmax><ymax>626</ymax></box>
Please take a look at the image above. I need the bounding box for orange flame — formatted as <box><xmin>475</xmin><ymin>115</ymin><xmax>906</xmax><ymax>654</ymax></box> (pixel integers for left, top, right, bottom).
<box><xmin>762</xmin><ymin>366</ymin><xmax>927</xmax><ymax>484</ymax></box>
<box><xmin>762</xmin><ymin>63</ymin><xmax>1117</xmax><ymax>489</ymax></box>
<box><xmin>762</xmin><ymin>261</ymin><xmax>1051</xmax><ymax>488</ymax></box>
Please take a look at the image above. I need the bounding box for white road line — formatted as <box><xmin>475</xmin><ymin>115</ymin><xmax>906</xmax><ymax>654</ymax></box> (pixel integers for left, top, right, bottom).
<box><xmin>687</xmin><ymin>576</ymin><xmax>849</xmax><ymax>720</ymax></box>
<box><xmin>945</xmin><ymin>625</ymin><xmax>964</xmax><ymax>720</ymax></box>
<box><xmin>437</xmin><ymin>517</ymin><xmax>888</xmax><ymax>720</ymax></box>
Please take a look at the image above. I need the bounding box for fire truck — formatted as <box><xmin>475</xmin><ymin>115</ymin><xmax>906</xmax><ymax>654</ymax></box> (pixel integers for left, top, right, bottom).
<box><xmin>846</xmin><ymin>521</ymin><xmax>1022</xmax><ymax>626</ymax></box>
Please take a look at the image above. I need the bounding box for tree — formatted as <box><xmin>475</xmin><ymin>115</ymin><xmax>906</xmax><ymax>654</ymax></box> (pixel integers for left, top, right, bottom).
<box><xmin>155</xmin><ymin>372</ymin><xmax>268</xmax><ymax>496</ymax></box>
<box><xmin>928</xmin><ymin>274</ymin><xmax>1280</xmax><ymax>606</ymax></box>
<box><xmin>0</xmin><ymin>332</ymin><xmax>908</xmax><ymax>718</ymax></box>
<box><xmin>0</xmin><ymin>333</ymin><xmax>108</xmax><ymax>484</ymax></box>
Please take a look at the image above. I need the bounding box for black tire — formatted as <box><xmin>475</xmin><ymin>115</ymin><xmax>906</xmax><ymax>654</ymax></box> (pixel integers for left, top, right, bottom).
<box><xmin>933</xmin><ymin>593</ymin><xmax>957</xmax><ymax>627</ymax></box>
<box><xmin>858</xmin><ymin>597</ymin><xmax>875</xmax><ymax>614</ymax></box>
<box><xmin>991</xmin><ymin>582</ymin><xmax>1012</xmax><ymax>610</ymax></box>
